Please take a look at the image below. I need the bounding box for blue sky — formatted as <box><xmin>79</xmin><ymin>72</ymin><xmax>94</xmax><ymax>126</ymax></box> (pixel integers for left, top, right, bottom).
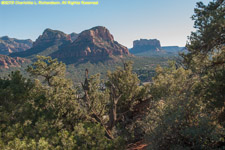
<box><xmin>0</xmin><ymin>0</ymin><xmax>211</xmax><ymax>47</ymax></box>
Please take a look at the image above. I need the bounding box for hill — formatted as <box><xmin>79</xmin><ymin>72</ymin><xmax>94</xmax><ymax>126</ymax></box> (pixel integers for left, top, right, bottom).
<box><xmin>129</xmin><ymin>39</ymin><xmax>185</xmax><ymax>56</ymax></box>
<box><xmin>0</xmin><ymin>36</ymin><xmax>32</xmax><ymax>55</ymax></box>
<box><xmin>10</xmin><ymin>26</ymin><xmax>130</xmax><ymax>64</ymax></box>
<box><xmin>10</xmin><ymin>28</ymin><xmax>72</xmax><ymax>58</ymax></box>
<box><xmin>51</xmin><ymin>26</ymin><xmax>130</xmax><ymax>64</ymax></box>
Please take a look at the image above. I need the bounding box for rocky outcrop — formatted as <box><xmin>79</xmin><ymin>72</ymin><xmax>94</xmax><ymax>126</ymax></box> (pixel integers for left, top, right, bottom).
<box><xmin>10</xmin><ymin>26</ymin><xmax>130</xmax><ymax>63</ymax></box>
<box><xmin>0</xmin><ymin>55</ymin><xmax>30</xmax><ymax>69</ymax></box>
<box><xmin>10</xmin><ymin>28</ymin><xmax>71</xmax><ymax>58</ymax></box>
<box><xmin>32</xmin><ymin>28</ymin><xmax>71</xmax><ymax>47</ymax></box>
<box><xmin>130</xmin><ymin>39</ymin><xmax>162</xmax><ymax>54</ymax></box>
<box><xmin>0</xmin><ymin>36</ymin><xmax>32</xmax><ymax>55</ymax></box>
<box><xmin>51</xmin><ymin>26</ymin><xmax>130</xmax><ymax>63</ymax></box>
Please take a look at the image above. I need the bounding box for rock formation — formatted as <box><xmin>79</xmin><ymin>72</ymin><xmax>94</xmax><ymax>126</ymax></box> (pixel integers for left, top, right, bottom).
<box><xmin>0</xmin><ymin>36</ymin><xmax>32</xmax><ymax>55</ymax></box>
<box><xmin>51</xmin><ymin>26</ymin><xmax>130</xmax><ymax>63</ymax></box>
<box><xmin>32</xmin><ymin>28</ymin><xmax>71</xmax><ymax>47</ymax></box>
<box><xmin>0</xmin><ymin>55</ymin><xmax>30</xmax><ymax>69</ymax></box>
<box><xmin>130</xmin><ymin>39</ymin><xmax>162</xmax><ymax>54</ymax></box>
<box><xmin>10</xmin><ymin>26</ymin><xmax>130</xmax><ymax>63</ymax></box>
<box><xmin>10</xmin><ymin>28</ymin><xmax>71</xmax><ymax>58</ymax></box>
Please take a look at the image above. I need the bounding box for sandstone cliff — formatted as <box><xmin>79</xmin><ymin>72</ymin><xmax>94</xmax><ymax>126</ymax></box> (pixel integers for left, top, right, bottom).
<box><xmin>130</xmin><ymin>39</ymin><xmax>162</xmax><ymax>54</ymax></box>
<box><xmin>51</xmin><ymin>26</ymin><xmax>130</xmax><ymax>63</ymax></box>
<box><xmin>0</xmin><ymin>55</ymin><xmax>30</xmax><ymax>69</ymax></box>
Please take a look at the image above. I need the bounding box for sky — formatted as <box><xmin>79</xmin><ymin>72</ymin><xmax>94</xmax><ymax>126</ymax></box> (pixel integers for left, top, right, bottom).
<box><xmin>0</xmin><ymin>0</ymin><xmax>211</xmax><ymax>48</ymax></box>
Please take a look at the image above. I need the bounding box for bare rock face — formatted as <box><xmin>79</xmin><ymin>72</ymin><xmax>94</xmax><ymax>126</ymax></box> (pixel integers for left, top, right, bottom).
<box><xmin>10</xmin><ymin>26</ymin><xmax>130</xmax><ymax>63</ymax></box>
<box><xmin>0</xmin><ymin>36</ymin><xmax>33</xmax><ymax>55</ymax></box>
<box><xmin>33</xmin><ymin>28</ymin><xmax>71</xmax><ymax>47</ymax></box>
<box><xmin>0</xmin><ymin>55</ymin><xmax>30</xmax><ymax>69</ymax></box>
<box><xmin>51</xmin><ymin>26</ymin><xmax>130</xmax><ymax>63</ymax></box>
<box><xmin>130</xmin><ymin>39</ymin><xmax>162</xmax><ymax>54</ymax></box>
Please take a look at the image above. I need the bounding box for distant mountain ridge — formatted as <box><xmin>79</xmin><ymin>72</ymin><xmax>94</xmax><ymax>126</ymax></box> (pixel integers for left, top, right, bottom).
<box><xmin>0</xmin><ymin>36</ymin><xmax>33</xmax><ymax>55</ymax></box>
<box><xmin>0</xmin><ymin>27</ymin><xmax>186</xmax><ymax>70</ymax></box>
<box><xmin>10</xmin><ymin>26</ymin><xmax>130</xmax><ymax>64</ymax></box>
<box><xmin>10</xmin><ymin>28</ymin><xmax>72</xmax><ymax>58</ymax></box>
<box><xmin>3</xmin><ymin>27</ymin><xmax>187</xmax><ymax>69</ymax></box>
<box><xmin>51</xmin><ymin>26</ymin><xmax>130</xmax><ymax>63</ymax></box>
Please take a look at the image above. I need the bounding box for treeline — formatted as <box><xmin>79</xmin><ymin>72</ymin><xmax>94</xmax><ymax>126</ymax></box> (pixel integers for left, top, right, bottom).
<box><xmin>0</xmin><ymin>0</ymin><xmax>224</xmax><ymax>149</ymax></box>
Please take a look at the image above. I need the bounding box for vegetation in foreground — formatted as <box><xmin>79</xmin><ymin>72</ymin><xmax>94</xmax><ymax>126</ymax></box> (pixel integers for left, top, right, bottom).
<box><xmin>0</xmin><ymin>0</ymin><xmax>224</xmax><ymax>149</ymax></box>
